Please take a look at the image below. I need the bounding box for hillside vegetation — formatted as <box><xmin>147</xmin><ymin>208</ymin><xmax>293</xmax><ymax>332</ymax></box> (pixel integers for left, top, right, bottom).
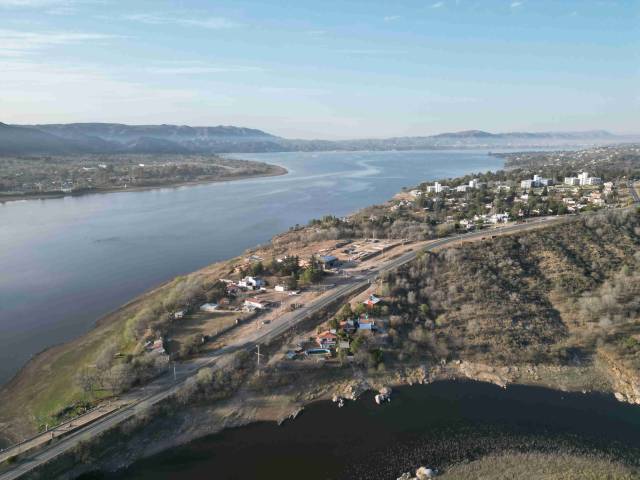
<box><xmin>378</xmin><ymin>209</ymin><xmax>640</xmax><ymax>369</ymax></box>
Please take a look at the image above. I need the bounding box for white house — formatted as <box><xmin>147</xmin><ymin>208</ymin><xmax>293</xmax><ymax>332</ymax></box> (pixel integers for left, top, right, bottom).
<box><xmin>200</xmin><ymin>303</ymin><xmax>218</xmax><ymax>313</ymax></box>
<box><xmin>364</xmin><ymin>294</ymin><xmax>381</xmax><ymax>308</ymax></box>
<box><xmin>604</xmin><ymin>182</ymin><xmax>614</xmax><ymax>194</ymax></box>
<box><xmin>244</xmin><ymin>298</ymin><xmax>270</xmax><ymax>310</ymax></box>
<box><xmin>459</xmin><ymin>219</ymin><xmax>475</xmax><ymax>230</ymax></box>
<box><xmin>238</xmin><ymin>276</ymin><xmax>265</xmax><ymax>290</ymax></box>
<box><xmin>469</xmin><ymin>178</ymin><xmax>479</xmax><ymax>189</ymax></box>
<box><xmin>274</xmin><ymin>284</ymin><xmax>288</xmax><ymax>292</ymax></box>
<box><xmin>358</xmin><ymin>318</ymin><xmax>375</xmax><ymax>330</ymax></box>
<box><xmin>490</xmin><ymin>213</ymin><xmax>509</xmax><ymax>224</ymax></box>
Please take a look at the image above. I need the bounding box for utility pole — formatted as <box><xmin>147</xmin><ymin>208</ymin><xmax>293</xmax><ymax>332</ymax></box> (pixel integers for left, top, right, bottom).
<box><xmin>255</xmin><ymin>344</ymin><xmax>264</xmax><ymax>375</ymax></box>
<box><xmin>172</xmin><ymin>361</ymin><xmax>177</xmax><ymax>382</ymax></box>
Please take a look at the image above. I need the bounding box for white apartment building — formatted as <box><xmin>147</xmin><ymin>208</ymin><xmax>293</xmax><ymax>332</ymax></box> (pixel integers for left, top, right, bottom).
<box><xmin>427</xmin><ymin>181</ymin><xmax>450</xmax><ymax>193</ymax></box>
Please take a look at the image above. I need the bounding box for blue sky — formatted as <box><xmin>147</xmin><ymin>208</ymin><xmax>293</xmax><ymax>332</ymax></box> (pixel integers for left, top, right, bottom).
<box><xmin>0</xmin><ymin>0</ymin><xmax>638</xmax><ymax>139</ymax></box>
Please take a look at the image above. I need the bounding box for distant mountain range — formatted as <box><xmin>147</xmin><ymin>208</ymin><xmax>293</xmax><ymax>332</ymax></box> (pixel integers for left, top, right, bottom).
<box><xmin>0</xmin><ymin>122</ymin><xmax>633</xmax><ymax>155</ymax></box>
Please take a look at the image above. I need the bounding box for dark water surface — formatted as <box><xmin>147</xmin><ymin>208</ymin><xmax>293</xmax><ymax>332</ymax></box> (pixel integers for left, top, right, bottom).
<box><xmin>0</xmin><ymin>150</ymin><xmax>503</xmax><ymax>385</ymax></box>
<box><xmin>101</xmin><ymin>381</ymin><xmax>640</xmax><ymax>480</ymax></box>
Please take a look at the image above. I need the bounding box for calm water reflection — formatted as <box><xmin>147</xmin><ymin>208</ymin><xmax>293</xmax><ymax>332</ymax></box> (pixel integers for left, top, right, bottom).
<box><xmin>105</xmin><ymin>381</ymin><xmax>640</xmax><ymax>480</ymax></box>
<box><xmin>0</xmin><ymin>150</ymin><xmax>503</xmax><ymax>384</ymax></box>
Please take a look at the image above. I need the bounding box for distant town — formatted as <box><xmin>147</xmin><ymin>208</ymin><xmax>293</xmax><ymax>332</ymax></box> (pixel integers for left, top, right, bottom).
<box><xmin>0</xmin><ymin>153</ymin><xmax>286</xmax><ymax>201</ymax></box>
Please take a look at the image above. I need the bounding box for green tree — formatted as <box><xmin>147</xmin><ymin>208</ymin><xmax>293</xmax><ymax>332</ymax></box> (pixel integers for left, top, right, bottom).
<box><xmin>336</xmin><ymin>303</ymin><xmax>354</xmax><ymax>322</ymax></box>
<box><xmin>250</xmin><ymin>262</ymin><xmax>264</xmax><ymax>276</ymax></box>
<box><xmin>300</xmin><ymin>264</ymin><xmax>323</xmax><ymax>284</ymax></box>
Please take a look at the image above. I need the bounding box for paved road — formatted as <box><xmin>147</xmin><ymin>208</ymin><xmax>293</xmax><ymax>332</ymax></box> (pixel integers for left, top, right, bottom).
<box><xmin>0</xmin><ymin>216</ymin><xmax>564</xmax><ymax>480</ymax></box>
<box><xmin>629</xmin><ymin>181</ymin><xmax>640</xmax><ymax>204</ymax></box>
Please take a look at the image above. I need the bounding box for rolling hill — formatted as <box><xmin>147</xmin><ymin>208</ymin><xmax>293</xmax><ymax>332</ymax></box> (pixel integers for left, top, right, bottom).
<box><xmin>0</xmin><ymin>122</ymin><xmax>627</xmax><ymax>155</ymax></box>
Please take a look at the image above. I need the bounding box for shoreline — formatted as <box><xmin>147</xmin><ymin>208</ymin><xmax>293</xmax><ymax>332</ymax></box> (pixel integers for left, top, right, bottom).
<box><xmin>0</xmin><ymin>151</ymin><xmax>637</xmax><ymax>458</ymax></box>
<box><xmin>0</xmin><ymin>165</ymin><xmax>288</xmax><ymax>204</ymax></box>
<box><xmin>40</xmin><ymin>364</ymin><xmax>639</xmax><ymax>479</ymax></box>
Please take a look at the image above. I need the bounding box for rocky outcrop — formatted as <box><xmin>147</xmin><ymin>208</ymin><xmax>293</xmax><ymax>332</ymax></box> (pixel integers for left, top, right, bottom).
<box><xmin>599</xmin><ymin>351</ymin><xmax>640</xmax><ymax>405</ymax></box>
<box><xmin>397</xmin><ymin>466</ymin><xmax>437</xmax><ymax>479</ymax></box>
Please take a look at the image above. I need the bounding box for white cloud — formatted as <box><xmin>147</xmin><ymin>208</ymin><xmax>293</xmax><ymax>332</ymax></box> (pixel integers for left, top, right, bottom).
<box><xmin>0</xmin><ymin>0</ymin><xmax>86</xmax><ymax>10</ymax></box>
<box><xmin>147</xmin><ymin>63</ymin><xmax>263</xmax><ymax>75</ymax></box>
<box><xmin>384</xmin><ymin>15</ymin><xmax>401</xmax><ymax>22</ymax></box>
<box><xmin>124</xmin><ymin>13</ymin><xmax>241</xmax><ymax>29</ymax></box>
<box><xmin>0</xmin><ymin>59</ymin><xmax>235</xmax><ymax>122</ymax></box>
<box><xmin>258</xmin><ymin>86</ymin><xmax>328</xmax><ymax>96</ymax></box>
<box><xmin>510</xmin><ymin>1</ymin><xmax>523</xmax><ymax>8</ymax></box>
<box><xmin>336</xmin><ymin>48</ymin><xmax>398</xmax><ymax>55</ymax></box>
<box><xmin>0</xmin><ymin>29</ymin><xmax>119</xmax><ymax>57</ymax></box>
<box><xmin>0</xmin><ymin>0</ymin><xmax>61</xmax><ymax>6</ymax></box>
<box><xmin>431</xmin><ymin>2</ymin><xmax>444</xmax><ymax>8</ymax></box>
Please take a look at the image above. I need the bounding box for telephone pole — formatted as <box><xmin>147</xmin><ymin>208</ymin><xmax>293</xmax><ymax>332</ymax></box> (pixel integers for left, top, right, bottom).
<box><xmin>255</xmin><ymin>344</ymin><xmax>264</xmax><ymax>375</ymax></box>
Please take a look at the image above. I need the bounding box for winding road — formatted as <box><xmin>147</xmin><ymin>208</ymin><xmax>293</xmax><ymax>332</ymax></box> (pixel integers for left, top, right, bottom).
<box><xmin>0</xmin><ymin>214</ymin><xmax>599</xmax><ymax>480</ymax></box>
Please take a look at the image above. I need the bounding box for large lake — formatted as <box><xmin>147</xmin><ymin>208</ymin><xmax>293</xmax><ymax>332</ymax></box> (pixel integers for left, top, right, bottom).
<box><xmin>0</xmin><ymin>150</ymin><xmax>503</xmax><ymax>385</ymax></box>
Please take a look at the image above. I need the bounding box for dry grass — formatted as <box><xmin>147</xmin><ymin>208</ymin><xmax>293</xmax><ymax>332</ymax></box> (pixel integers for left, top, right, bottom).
<box><xmin>168</xmin><ymin>310</ymin><xmax>243</xmax><ymax>354</ymax></box>
<box><xmin>440</xmin><ymin>452</ymin><xmax>639</xmax><ymax>480</ymax></box>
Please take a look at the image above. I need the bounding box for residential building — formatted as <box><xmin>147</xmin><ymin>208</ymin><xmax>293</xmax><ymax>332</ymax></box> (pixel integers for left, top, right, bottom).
<box><xmin>577</xmin><ymin>172</ymin><xmax>603</xmax><ymax>186</ymax></box>
<box><xmin>146</xmin><ymin>339</ymin><xmax>166</xmax><ymax>355</ymax></box>
<box><xmin>584</xmin><ymin>176</ymin><xmax>602</xmax><ymax>185</ymax></box>
<box><xmin>364</xmin><ymin>294</ymin><xmax>381</xmax><ymax>308</ymax></box>
<box><xmin>604</xmin><ymin>181</ymin><xmax>614</xmax><ymax>194</ymax></box>
<box><xmin>316</xmin><ymin>331</ymin><xmax>338</xmax><ymax>348</ymax></box>
<box><xmin>427</xmin><ymin>182</ymin><xmax>450</xmax><ymax>194</ymax></box>
<box><xmin>200</xmin><ymin>303</ymin><xmax>218</xmax><ymax>312</ymax></box>
<box><xmin>490</xmin><ymin>213</ymin><xmax>509</xmax><ymax>224</ymax></box>
<box><xmin>340</xmin><ymin>320</ymin><xmax>356</xmax><ymax>334</ymax></box>
<box><xmin>564</xmin><ymin>177</ymin><xmax>580</xmax><ymax>186</ymax></box>
<box><xmin>244</xmin><ymin>298</ymin><xmax>270</xmax><ymax>310</ymax></box>
<box><xmin>521</xmin><ymin>174</ymin><xmax>552</xmax><ymax>189</ymax></box>
<box><xmin>358</xmin><ymin>318</ymin><xmax>375</xmax><ymax>330</ymax></box>
<box><xmin>238</xmin><ymin>276</ymin><xmax>265</xmax><ymax>290</ymax></box>
<box><xmin>318</xmin><ymin>255</ymin><xmax>340</xmax><ymax>270</ymax></box>
<box><xmin>577</xmin><ymin>171</ymin><xmax>589</xmax><ymax>185</ymax></box>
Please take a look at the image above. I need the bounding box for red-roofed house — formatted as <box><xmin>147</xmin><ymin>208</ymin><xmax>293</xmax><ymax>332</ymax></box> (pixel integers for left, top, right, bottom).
<box><xmin>364</xmin><ymin>294</ymin><xmax>381</xmax><ymax>308</ymax></box>
<box><xmin>316</xmin><ymin>331</ymin><xmax>338</xmax><ymax>348</ymax></box>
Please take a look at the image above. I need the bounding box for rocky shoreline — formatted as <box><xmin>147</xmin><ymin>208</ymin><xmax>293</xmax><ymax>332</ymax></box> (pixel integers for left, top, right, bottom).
<box><xmin>39</xmin><ymin>356</ymin><xmax>640</xmax><ymax>479</ymax></box>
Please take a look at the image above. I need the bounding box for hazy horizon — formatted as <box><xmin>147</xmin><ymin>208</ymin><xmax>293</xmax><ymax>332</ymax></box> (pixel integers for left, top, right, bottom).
<box><xmin>1</xmin><ymin>0</ymin><xmax>638</xmax><ymax>139</ymax></box>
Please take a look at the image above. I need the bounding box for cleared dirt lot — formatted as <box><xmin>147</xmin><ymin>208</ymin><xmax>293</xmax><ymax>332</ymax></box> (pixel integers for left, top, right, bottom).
<box><xmin>169</xmin><ymin>310</ymin><xmax>243</xmax><ymax>353</ymax></box>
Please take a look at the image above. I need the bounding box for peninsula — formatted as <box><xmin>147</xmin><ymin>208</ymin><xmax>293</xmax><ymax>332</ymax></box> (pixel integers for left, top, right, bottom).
<box><xmin>0</xmin><ymin>153</ymin><xmax>287</xmax><ymax>202</ymax></box>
